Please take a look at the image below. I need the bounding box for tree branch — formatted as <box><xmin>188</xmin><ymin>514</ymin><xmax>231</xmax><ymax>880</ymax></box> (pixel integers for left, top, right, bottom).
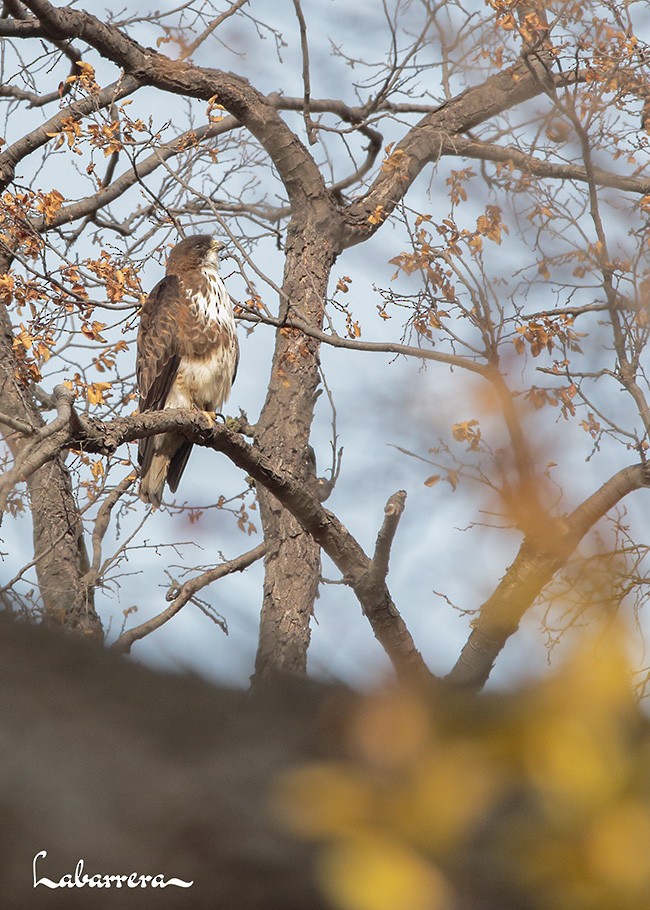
<box><xmin>19</xmin><ymin>0</ymin><xmax>332</xmax><ymax>216</ymax></box>
<box><xmin>446</xmin><ymin>463</ymin><xmax>650</xmax><ymax>690</ymax></box>
<box><xmin>0</xmin><ymin>75</ymin><xmax>141</xmax><ymax>192</ymax></box>
<box><xmin>341</xmin><ymin>55</ymin><xmax>566</xmax><ymax>247</ymax></box>
<box><xmin>441</xmin><ymin>135</ymin><xmax>650</xmax><ymax>196</ymax></box>
<box><xmin>10</xmin><ymin>403</ymin><xmax>429</xmax><ymax>679</ymax></box>
<box><xmin>238</xmin><ymin>311</ymin><xmax>489</xmax><ymax>376</ymax></box>
<box><xmin>369</xmin><ymin>490</ymin><xmax>406</xmax><ymax>587</ymax></box>
<box><xmin>42</xmin><ymin>116</ymin><xmax>240</xmax><ymax>230</ymax></box>
<box><xmin>85</xmin><ymin>471</ymin><xmax>137</xmax><ymax>585</ymax></box>
<box><xmin>291</xmin><ymin>0</ymin><xmax>317</xmax><ymax>145</ymax></box>
<box><xmin>0</xmin><ymin>411</ymin><xmax>36</xmax><ymax>436</ymax></box>
<box><xmin>177</xmin><ymin>0</ymin><xmax>249</xmax><ymax>62</ymax></box>
<box><xmin>112</xmin><ymin>541</ymin><xmax>266</xmax><ymax>655</ymax></box>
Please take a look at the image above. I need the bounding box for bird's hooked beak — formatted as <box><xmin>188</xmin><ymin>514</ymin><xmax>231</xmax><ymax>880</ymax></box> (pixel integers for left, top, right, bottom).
<box><xmin>209</xmin><ymin>237</ymin><xmax>231</xmax><ymax>262</ymax></box>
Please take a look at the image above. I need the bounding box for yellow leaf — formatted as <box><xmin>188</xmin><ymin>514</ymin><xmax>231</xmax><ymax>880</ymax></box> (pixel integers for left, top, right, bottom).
<box><xmin>86</xmin><ymin>381</ymin><xmax>112</xmax><ymax>405</ymax></box>
<box><xmin>274</xmin><ymin>763</ymin><xmax>373</xmax><ymax>840</ymax></box>
<box><xmin>468</xmin><ymin>234</ymin><xmax>483</xmax><ymax>254</ymax></box>
<box><xmin>320</xmin><ymin>835</ymin><xmax>451</xmax><ymax>910</ymax></box>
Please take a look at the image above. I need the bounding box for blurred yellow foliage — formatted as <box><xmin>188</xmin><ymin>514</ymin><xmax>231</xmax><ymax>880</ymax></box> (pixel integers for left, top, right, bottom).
<box><xmin>276</xmin><ymin>624</ymin><xmax>650</xmax><ymax>910</ymax></box>
<box><xmin>321</xmin><ymin>835</ymin><xmax>451</xmax><ymax>910</ymax></box>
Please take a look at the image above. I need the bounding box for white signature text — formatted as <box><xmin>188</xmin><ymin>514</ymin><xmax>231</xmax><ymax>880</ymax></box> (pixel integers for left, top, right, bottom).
<box><xmin>33</xmin><ymin>851</ymin><xmax>194</xmax><ymax>890</ymax></box>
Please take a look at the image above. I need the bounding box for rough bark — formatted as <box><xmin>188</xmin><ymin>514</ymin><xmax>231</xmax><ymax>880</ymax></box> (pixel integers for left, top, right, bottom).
<box><xmin>253</xmin><ymin>216</ymin><xmax>339</xmax><ymax>677</ymax></box>
<box><xmin>0</xmin><ymin>299</ymin><xmax>101</xmax><ymax>637</ymax></box>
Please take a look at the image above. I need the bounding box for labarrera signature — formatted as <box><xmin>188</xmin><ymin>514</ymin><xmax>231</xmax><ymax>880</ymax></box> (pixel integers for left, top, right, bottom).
<box><xmin>32</xmin><ymin>850</ymin><xmax>194</xmax><ymax>890</ymax></box>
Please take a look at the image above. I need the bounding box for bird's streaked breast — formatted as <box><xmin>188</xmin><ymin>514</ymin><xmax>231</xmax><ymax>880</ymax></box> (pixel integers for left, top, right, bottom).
<box><xmin>172</xmin><ymin>344</ymin><xmax>237</xmax><ymax>412</ymax></box>
<box><xmin>168</xmin><ymin>264</ymin><xmax>237</xmax><ymax>412</ymax></box>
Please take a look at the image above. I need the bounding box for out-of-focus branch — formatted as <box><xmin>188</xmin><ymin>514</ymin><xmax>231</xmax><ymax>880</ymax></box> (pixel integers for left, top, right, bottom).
<box><xmin>486</xmin><ymin>365</ymin><xmax>548</xmax><ymax>530</ymax></box>
<box><xmin>177</xmin><ymin>0</ymin><xmax>249</xmax><ymax>61</ymax></box>
<box><xmin>447</xmin><ymin>463</ymin><xmax>650</xmax><ymax>690</ymax></box>
<box><xmin>113</xmin><ymin>541</ymin><xmax>266</xmax><ymax>654</ymax></box>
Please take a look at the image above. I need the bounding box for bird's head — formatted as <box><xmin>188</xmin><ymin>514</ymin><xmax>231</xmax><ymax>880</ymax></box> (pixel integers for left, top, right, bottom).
<box><xmin>166</xmin><ymin>234</ymin><xmax>227</xmax><ymax>273</ymax></box>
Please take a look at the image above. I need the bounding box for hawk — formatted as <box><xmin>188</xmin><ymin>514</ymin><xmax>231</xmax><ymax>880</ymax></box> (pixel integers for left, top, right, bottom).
<box><xmin>136</xmin><ymin>234</ymin><xmax>238</xmax><ymax>507</ymax></box>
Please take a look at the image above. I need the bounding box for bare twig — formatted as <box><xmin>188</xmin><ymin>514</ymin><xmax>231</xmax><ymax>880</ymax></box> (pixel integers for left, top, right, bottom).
<box><xmin>177</xmin><ymin>0</ymin><xmax>249</xmax><ymax>61</ymax></box>
<box><xmin>237</xmin><ymin>309</ymin><xmax>488</xmax><ymax>375</ymax></box>
<box><xmin>316</xmin><ymin>363</ymin><xmax>342</xmax><ymax>502</ymax></box>
<box><xmin>0</xmin><ymin>412</ymin><xmax>36</xmax><ymax>436</ymax></box>
<box><xmin>441</xmin><ymin>134</ymin><xmax>650</xmax><ymax>197</ymax></box>
<box><xmin>0</xmin><ymin>76</ymin><xmax>141</xmax><ymax>193</ymax></box>
<box><xmin>112</xmin><ymin>541</ymin><xmax>266</xmax><ymax>653</ymax></box>
<box><xmin>85</xmin><ymin>472</ymin><xmax>138</xmax><ymax>584</ymax></box>
<box><xmin>291</xmin><ymin>0</ymin><xmax>317</xmax><ymax>145</ymax></box>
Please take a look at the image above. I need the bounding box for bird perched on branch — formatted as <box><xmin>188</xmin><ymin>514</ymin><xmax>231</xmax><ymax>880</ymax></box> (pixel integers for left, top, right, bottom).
<box><xmin>136</xmin><ymin>234</ymin><xmax>238</xmax><ymax>507</ymax></box>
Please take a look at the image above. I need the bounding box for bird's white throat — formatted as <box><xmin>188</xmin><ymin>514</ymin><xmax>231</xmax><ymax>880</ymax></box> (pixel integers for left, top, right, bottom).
<box><xmin>192</xmin><ymin>266</ymin><xmax>233</xmax><ymax>327</ymax></box>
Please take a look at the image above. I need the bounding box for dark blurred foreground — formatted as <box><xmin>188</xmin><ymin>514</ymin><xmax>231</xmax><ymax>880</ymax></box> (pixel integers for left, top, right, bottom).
<box><xmin>0</xmin><ymin>613</ymin><xmax>329</xmax><ymax>909</ymax></box>
<box><xmin>1</xmin><ymin>612</ymin><xmax>650</xmax><ymax>910</ymax></box>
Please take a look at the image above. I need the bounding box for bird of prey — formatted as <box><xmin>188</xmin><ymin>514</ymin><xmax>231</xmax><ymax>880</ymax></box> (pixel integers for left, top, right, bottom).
<box><xmin>136</xmin><ymin>234</ymin><xmax>238</xmax><ymax>507</ymax></box>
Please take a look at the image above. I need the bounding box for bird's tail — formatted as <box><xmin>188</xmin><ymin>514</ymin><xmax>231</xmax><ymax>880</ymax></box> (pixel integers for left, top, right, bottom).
<box><xmin>139</xmin><ymin>453</ymin><xmax>170</xmax><ymax>509</ymax></box>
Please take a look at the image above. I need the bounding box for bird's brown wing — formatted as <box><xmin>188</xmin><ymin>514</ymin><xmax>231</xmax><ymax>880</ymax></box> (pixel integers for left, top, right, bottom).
<box><xmin>166</xmin><ymin>441</ymin><xmax>193</xmax><ymax>493</ymax></box>
<box><xmin>136</xmin><ymin>275</ymin><xmax>182</xmax><ymax>472</ymax></box>
<box><xmin>136</xmin><ymin>275</ymin><xmax>182</xmax><ymax>412</ymax></box>
<box><xmin>231</xmin><ymin>333</ymin><xmax>240</xmax><ymax>387</ymax></box>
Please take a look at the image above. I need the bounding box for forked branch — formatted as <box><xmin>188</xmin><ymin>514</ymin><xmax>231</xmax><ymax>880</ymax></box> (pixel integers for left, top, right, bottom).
<box><xmin>447</xmin><ymin>464</ymin><xmax>650</xmax><ymax>690</ymax></box>
<box><xmin>113</xmin><ymin>541</ymin><xmax>266</xmax><ymax>654</ymax></box>
<box><xmin>0</xmin><ymin>394</ymin><xmax>429</xmax><ymax>680</ymax></box>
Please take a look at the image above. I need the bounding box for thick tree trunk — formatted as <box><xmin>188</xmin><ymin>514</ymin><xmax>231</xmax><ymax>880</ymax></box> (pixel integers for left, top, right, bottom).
<box><xmin>253</xmin><ymin>217</ymin><xmax>338</xmax><ymax>677</ymax></box>
<box><xmin>0</xmin><ymin>296</ymin><xmax>101</xmax><ymax>637</ymax></box>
